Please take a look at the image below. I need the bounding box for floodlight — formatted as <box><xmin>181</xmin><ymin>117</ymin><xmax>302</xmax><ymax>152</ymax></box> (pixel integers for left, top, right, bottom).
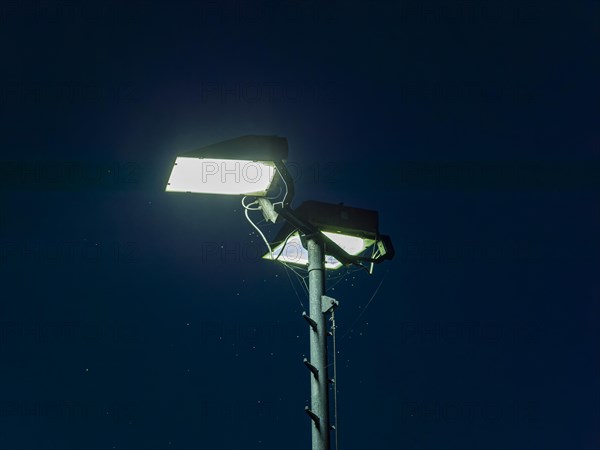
<box><xmin>264</xmin><ymin>230</ymin><xmax>375</xmax><ymax>269</ymax></box>
<box><xmin>165</xmin><ymin>135</ymin><xmax>291</xmax><ymax>198</ymax></box>
<box><xmin>263</xmin><ymin>200</ymin><xmax>391</xmax><ymax>270</ymax></box>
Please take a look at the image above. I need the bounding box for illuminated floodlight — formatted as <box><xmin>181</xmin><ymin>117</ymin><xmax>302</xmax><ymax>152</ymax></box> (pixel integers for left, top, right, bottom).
<box><xmin>167</xmin><ymin>158</ymin><xmax>276</xmax><ymax>195</ymax></box>
<box><xmin>264</xmin><ymin>230</ymin><xmax>375</xmax><ymax>270</ymax></box>
<box><xmin>165</xmin><ymin>135</ymin><xmax>289</xmax><ymax>197</ymax></box>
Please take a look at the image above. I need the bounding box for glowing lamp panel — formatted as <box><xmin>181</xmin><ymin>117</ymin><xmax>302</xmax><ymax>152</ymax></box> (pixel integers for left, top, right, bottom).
<box><xmin>265</xmin><ymin>231</ymin><xmax>373</xmax><ymax>270</ymax></box>
<box><xmin>166</xmin><ymin>157</ymin><xmax>276</xmax><ymax>195</ymax></box>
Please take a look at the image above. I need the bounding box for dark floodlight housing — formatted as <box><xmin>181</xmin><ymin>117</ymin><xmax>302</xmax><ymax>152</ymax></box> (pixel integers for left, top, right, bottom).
<box><xmin>165</xmin><ymin>135</ymin><xmax>294</xmax><ymax>203</ymax></box>
<box><xmin>264</xmin><ymin>201</ymin><xmax>395</xmax><ymax>270</ymax></box>
<box><xmin>292</xmin><ymin>201</ymin><xmax>379</xmax><ymax>240</ymax></box>
<box><xmin>182</xmin><ymin>135</ymin><xmax>288</xmax><ymax>161</ymax></box>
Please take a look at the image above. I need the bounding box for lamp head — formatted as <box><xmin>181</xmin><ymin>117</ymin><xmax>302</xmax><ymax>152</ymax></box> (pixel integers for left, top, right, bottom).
<box><xmin>263</xmin><ymin>201</ymin><xmax>392</xmax><ymax>270</ymax></box>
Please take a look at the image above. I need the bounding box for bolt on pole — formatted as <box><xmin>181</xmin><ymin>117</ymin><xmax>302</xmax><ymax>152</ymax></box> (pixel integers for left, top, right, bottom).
<box><xmin>306</xmin><ymin>237</ymin><xmax>331</xmax><ymax>450</ymax></box>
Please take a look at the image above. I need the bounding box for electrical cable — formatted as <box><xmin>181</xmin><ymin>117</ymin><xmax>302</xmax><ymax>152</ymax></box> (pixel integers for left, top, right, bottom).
<box><xmin>283</xmin><ymin>263</ymin><xmax>306</xmax><ymax>310</ymax></box>
<box><xmin>282</xmin><ymin>262</ymin><xmax>309</xmax><ymax>294</ymax></box>
<box><xmin>241</xmin><ymin>196</ymin><xmax>261</xmax><ymax>210</ymax></box>
<box><xmin>326</xmin><ymin>273</ymin><xmax>351</xmax><ymax>292</ymax></box>
<box><xmin>243</xmin><ymin>200</ymin><xmax>273</xmax><ymax>258</ymax></box>
<box><xmin>271</xmin><ymin>229</ymin><xmax>309</xmax><ymax>292</ymax></box>
<box><xmin>274</xmin><ymin>229</ymin><xmax>297</xmax><ymax>261</ymax></box>
<box><xmin>325</xmin><ymin>268</ymin><xmax>354</xmax><ymax>291</ymax></box>
<box><xmin>340</xmin><ymin>264</ymin><xmax>392</xmax><ymax>341</ymax></box>
<box><xmin>272</xmin><ymin>164</ymin><xmax>289</xmax><ymax>208</ymax></box>
<box><xmin>241</xmin><ymin>197</ymin><xmax>309</xmax><ymax>300</ymax></box>
<box><xmin>265</xmin><ymin>185</ymin><xmax>283</xmax><ymax>200</ymax></box>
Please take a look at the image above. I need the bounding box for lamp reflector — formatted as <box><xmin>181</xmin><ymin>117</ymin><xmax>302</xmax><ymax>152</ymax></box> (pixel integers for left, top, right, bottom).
<box><xmin>166</xmin><ymin>157</ymin><xmax>277</xmax><ymax>196</ymax></box>
<box><xmin>264</xmin><ymin>231</ymin><xmax>374</xmax><ymax>270</ymax></box>
<box><xmin>322</xmin><ymin>231</ymin><xmax>367</xmax><ymax>256</ymax></box>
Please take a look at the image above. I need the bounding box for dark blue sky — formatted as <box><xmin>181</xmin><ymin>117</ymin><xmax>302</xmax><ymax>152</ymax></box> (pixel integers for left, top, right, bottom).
<box><xmin>0</xmin><ymin>1</ymin><xmax>599</xmax><ymax>450</ymax></box>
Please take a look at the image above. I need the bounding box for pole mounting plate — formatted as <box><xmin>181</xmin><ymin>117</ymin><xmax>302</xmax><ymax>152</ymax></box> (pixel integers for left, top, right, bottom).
<box><xmin>321</xmin><ymin>295</ymin><xmax>339</xmax><ymax>314</ymax></box>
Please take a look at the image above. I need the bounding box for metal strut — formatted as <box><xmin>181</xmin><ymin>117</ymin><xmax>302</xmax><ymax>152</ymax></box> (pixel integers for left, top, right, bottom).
<box><xmin>329</xmin><ymin>300</ymin><xmax>340</xmax><ymax>450</ymax></box>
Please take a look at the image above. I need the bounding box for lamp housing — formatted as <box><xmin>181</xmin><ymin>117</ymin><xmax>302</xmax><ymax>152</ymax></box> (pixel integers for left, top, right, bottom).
<box><xmin>263</xmin><ymin>201</ymin><xmax>385</xmax><ymax>270</ymax></box>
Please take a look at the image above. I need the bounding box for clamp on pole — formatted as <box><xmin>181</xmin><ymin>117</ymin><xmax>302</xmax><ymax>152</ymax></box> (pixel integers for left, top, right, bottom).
<box><xmin>322</xmin><ymin>295</ymin><xmax>339</xmax><ymax>314</ymax></box>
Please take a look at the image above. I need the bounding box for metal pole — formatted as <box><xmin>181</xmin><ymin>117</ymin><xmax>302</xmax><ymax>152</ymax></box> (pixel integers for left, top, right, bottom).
<box><xmin>306</xmin><ymin>237</ymin><xmax>330</xmax><ymax>450</ymax></box>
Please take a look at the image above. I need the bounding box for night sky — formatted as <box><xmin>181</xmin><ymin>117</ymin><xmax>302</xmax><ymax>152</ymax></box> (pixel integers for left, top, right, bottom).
<box><xmin>0</xmin><ymin>1</ymin><xmax>599</xmax><ymax>450</ymax></box>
